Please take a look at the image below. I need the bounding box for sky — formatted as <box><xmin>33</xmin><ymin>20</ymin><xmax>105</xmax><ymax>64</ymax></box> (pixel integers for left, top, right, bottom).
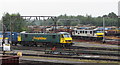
<box><xmin>0</xmin><ymin>0</ymin><xmax>120</xmax><ymax>18</ymax></box>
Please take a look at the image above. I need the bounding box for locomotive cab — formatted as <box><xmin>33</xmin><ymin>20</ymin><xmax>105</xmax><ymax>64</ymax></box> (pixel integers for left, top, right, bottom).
<box><xmin>94</xmin><ymin>30</ymin><xmax>104</xmax><ymax>37</ymax></box>
<box><xmin>59</xmin><ymin>32</ymin><xmax>73</xmax><ymax>44</ymax></box>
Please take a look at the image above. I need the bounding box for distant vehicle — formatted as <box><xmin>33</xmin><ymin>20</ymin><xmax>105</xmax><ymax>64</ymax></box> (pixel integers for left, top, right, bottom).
<box><xmin>72</xmin><ymin>29</ymin><xmax>104</xmax><ymax>40</ymax></box>
<box><xmin>94</xmin><ymin>27</ymin><xmax>120</xmax><ymax>36</ymax></box>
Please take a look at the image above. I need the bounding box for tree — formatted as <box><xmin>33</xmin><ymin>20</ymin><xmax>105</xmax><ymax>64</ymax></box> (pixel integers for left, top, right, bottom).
<box><xmin>108</xmin><ymin>12</ymin><xmax>117</xmax><ymax>18</ymax></box>
<box><xmin>2</xmin><ymin>13</ymin><xmax>28</xmax><ymax>32</ymax></box>
<box><xmin>0</xmin><ymin>20</ymin><xmax>2</xmax><ymax>31</ymax></box>
<box><xmin>118</xmin><ymin>18</ymin><xmax>120</xmax><ymax>27</ymax></box>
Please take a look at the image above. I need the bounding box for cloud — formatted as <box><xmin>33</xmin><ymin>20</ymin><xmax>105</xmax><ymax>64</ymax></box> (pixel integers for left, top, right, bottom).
<box><xmin>0</xmin><ymin>0</ymin><xmax>119</xmax><ymax>18</ymax></box>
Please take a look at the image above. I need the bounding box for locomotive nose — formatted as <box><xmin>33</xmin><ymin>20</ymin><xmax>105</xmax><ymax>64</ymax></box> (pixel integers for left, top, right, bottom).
<box><xmin>65</xmin><ymin>40</ymin><xmax>72</xmax><ymax>43</ymax></box>
<box><xmin>64</xmin><ymin>38</ymin><xmax>72</xmax><ymax>43</ymax></box>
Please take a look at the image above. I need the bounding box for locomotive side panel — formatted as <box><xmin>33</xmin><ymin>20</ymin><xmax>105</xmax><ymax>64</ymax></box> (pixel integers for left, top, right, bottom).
<box><xmin>18</xmin><ymin>32</ymin><xmax>73</xmax><ymax>46</ymax></box>
<box><xmin>20</xmin><ymin>33</ymin><xmax>61</xmax><ymax>44</ymax></box>
<box><xmin>72</xmin><ymin>30</ymin><xmax>94</xmax><ymax>37</ymax></box>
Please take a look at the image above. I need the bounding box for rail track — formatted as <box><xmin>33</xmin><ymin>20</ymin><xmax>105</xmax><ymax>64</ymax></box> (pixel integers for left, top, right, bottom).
<box><xmin>23</xmin><ymin>54</ymin><xmax>120</xmax><ymax>62</ymax></box>
<box><xmin>73</xmin><ymin>38</ymin><xmax>120</xmax><ymax>45</ymax></box>
<box><xmin>4</xmin><ymin>52</ymin><xmax>120</xmax><ymax>62</ymax></box>
<box><xmin>11</xmin><ymin>45</ymin><xmax>120</xmax><ymax>57</ymax></box>
<box><xmin>70</xmin><ymin>46</ymin><xmax>119</xmax><ymax>51</ymax></box>
<box><xmin>11</xmin><ymin>45</ymin><xmax>119</xmax><ymax>51</ymax></box>
<box><xmin>0</xmin><ymin>45</ymin><xmax>118</xmax><ymax>62</ymax></box>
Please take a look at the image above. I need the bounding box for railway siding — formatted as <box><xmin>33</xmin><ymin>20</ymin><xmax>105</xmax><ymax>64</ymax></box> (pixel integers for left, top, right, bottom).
<box><xmin>0</xmin><ymin>50</ymin><xmax>119</xmax><ymax>62</ymax></box>
<box><xmin>73</xmin><ymin>42</ymin><xmax>119</xmax><ymax>49</ymax></box>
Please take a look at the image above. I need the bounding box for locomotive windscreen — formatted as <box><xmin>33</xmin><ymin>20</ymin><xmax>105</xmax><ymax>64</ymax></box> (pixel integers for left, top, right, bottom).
<box><xmin>63</xmin><ymin>34</ymin><xmax>71</xmax><ymax>38</ymax></box>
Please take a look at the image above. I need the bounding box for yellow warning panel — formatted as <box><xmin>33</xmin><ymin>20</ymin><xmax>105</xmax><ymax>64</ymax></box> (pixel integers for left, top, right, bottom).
<box><xmin>18</xmin><ymin>36</ymin><xmax>21</xmax><ymax>41</ymax></box>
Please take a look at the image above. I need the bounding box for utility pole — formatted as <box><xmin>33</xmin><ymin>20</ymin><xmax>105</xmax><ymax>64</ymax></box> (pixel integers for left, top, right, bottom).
<box><xmin>117</xmin><ymin>1</ymin><xmax>119</xmax><ymax>29</ymax></box>
<box><xmin>2</xmin><ymin>16</ymin><xmax>5</xmax><ymax>55</ymax></box>
<box><xmin>54</xmin><ymin>17</ymin><xmax>57</xmax><ymax>33</ymax></box>
<box><xmin>103</xmin><ymin>17</ymin><xmax>106</xmax><ymax>43</ymax></box>
<box><xmin>10</xmin><ymin>16</ymin><xmax>12</xmax><ymax>45</ymax></box>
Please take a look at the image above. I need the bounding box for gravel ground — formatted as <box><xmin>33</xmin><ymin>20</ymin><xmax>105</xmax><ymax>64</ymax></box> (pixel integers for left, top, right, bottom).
<box><xmin>73</xmin><ymin>42</ymin><xmax>119</xmax><ymax>49</ymax></box>
<box><xmin>19</xmin><ymin>60</ymin><xmax>119</xmax><ymax>65</ymax></box>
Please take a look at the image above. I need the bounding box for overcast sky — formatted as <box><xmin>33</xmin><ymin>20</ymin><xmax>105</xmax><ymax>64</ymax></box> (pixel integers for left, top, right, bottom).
<box><xmin>0</xmin><ymin>0</ymin><xmax>119</xmax><ymax>18</ymax></box>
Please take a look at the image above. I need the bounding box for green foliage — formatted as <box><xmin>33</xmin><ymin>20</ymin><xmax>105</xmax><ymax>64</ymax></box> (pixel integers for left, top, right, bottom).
<box><xmin>0</xmin><ymin>20</ymin><xmax>2</xmax><ymax>31</ymax></box>
<box><xmin>28</xmin><ymin>12</ymin><xmax>118</xmax><ymax>27</ymax></box>
<box><xmin>1</xmin><ymin>12</ymin><xmax>119</xmax><ymax>33</ymax></box>
<box><xmin>118</xmin><ymin>18</ymin><xmax>120</xmax><ymax>27</ymax></box>
<box><xmin>2</xmin><ymin>13</ymin><xmax>28</xmax><ymax>32</ymax></box>
<box><xmin>55</xmin><ymin>12</ymin><xmax>118</xmax><ymax>27</ymax></box>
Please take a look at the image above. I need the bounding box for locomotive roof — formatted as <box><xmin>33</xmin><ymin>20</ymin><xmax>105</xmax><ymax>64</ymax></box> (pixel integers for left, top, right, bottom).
<box><xmin>20</xmin><ymin>32</ymin><xmax>69</xmax><ymax>35</ymax></box>
<box><xmin>74</xmin><ymin>29</ymin><xmax>101</xmax><ymax>31</ymax></box>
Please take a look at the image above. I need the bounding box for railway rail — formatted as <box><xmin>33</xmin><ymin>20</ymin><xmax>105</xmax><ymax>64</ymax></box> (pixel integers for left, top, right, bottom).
<box><xmin>70</xmin><ymin>46</ymin><xmax>119</xmax><ymax>51</ymax></box>
<box><xmin>22</xmin><ymin>54</ymin><xmax>120</xmax><ymax>62</ymax></box>
<box><xmin>1</xmin><ymin>45</ymin><xmax>119</xmax><ymax>62</ymax></box>
<box><xmin>73</xmin><ymin>39</ymin><xmax>120</xmax><ymax>45</ymax></box>
<box><xmin>11</xmin><ymin>45</ymin><xmax>120</xmax><ymax>57</ymax></box>
<box><xmin>3</xmin><ymin>52</ymin><xmax>120</xmax><ymax>62</ymax></box>
<box><xmin>12</xmin><ymin>45</ymin><xmax>119</xmax><ymax>51</ymax></box>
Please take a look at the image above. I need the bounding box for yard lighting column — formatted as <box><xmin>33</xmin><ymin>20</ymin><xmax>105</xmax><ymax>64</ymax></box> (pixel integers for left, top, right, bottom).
<box><xmin>103</xmin><ymin>17</ymin><xmax>105</xmax><ymax>43</ymax></box>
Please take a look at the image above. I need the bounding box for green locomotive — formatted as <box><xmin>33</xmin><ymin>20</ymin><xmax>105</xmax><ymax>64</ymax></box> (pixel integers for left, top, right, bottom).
<box><xmin>18</xmin><ymin>32</ymin><xmax>73</xmax><ymax>46</ymax></box>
